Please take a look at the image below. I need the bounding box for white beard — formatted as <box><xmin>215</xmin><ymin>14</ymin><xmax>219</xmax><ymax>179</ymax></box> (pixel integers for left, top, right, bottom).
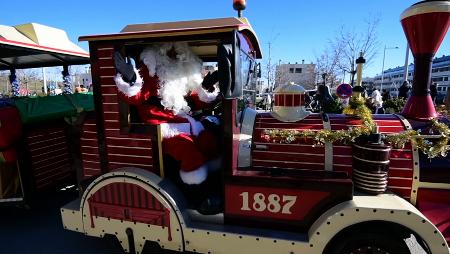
<box><xmin>140</xmin><ymin>43</ymin><xmax>203</xmax><ymax>115</ymax></box>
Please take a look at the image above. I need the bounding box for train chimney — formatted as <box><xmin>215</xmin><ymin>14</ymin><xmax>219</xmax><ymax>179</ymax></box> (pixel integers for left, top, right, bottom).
<box><xmin>401</xmin><ymin>0</ymin><xmax>450</xmax><ymax>120</ymax></box>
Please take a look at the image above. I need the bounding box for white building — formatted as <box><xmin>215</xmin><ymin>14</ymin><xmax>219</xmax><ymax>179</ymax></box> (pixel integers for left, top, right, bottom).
<box><xmin>372</xmin><ymin>55</ymin><xmax>450</xmax><ymax>100</ymax></box>
<box><xmin>275</xmin><ymin>62</ymin><xmax>316</xmax><ymax>90</ymax></box>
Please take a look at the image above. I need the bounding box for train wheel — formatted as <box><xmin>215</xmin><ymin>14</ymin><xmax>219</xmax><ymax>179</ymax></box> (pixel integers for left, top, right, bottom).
<box><xmin>326</xmin><ymin>231</ymin><xmax>410</xmax><ymax>254</ymax></box>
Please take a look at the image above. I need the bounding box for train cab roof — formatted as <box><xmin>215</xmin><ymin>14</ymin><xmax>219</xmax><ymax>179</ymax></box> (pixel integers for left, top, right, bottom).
<box><xmin>0</xmin><ymin>23</ymin><xmax>90</xmax><ymax>70</ymax></box>
<box><xmin>79</xmin><ymin>17</ymin><xmax>262</xmax><ymax>59</ymax></box>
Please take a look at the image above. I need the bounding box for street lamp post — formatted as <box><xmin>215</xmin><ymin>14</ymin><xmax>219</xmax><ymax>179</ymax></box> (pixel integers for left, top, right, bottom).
<box><xmin>380</xmin><ymin>45</ymin><xmax>399</xmax><ymax>91</ymax></box>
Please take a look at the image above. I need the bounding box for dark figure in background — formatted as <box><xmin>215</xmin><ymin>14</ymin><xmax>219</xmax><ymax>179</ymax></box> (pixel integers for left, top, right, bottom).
<box><xmin>382</xmin><ymin>89</ymin><xmax>391</xmax><ymax>101</ymax></box>
<box><xmin>398</xmin><ymin>81</ymin><xmax>411</xmax><ymax>100</ymax></box>
<box><xmin>314</xmin><ymin>85</ymin><xmax>336</xmax><ymax>112</ymax></box>
<box><xmin>430</xmin><ymin>82</ymin><xmax>438</xmax><ymax>104</ymax></box>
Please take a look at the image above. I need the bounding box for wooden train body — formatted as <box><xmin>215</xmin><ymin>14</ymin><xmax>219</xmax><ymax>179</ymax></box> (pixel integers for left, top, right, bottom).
<box><xmin>61</xmin><ymin>2</ymin><xmax>450</xmax><ymax>254</ymax></box>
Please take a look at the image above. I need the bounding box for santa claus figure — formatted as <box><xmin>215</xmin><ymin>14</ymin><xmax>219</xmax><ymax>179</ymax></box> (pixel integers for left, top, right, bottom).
<box><xmin>113</xmin><ymin>42</ymin><xmax>221</xmax><ymax>186</ymax></box>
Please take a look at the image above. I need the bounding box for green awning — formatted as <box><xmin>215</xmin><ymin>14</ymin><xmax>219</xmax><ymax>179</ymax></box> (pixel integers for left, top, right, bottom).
<box><xmin>14</xmin><ymin>93</ymin><xmax>94</xmax><ymax>124</ymax></box>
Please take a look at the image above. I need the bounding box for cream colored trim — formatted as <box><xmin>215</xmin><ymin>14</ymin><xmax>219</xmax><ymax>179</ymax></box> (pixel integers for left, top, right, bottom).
<box><xmin>411</xmin><ymin>143</ymin><xmax>420</xmax><ymax>205</ymax></box>
<box><xmin>309</xmin><ymin>194</ymin><xmax>449</xmax><ymax>254</ymax></box>
<box><xmin>322</xmin><ymin>114</ymin><xmax>333</xmax><ymax>171</ymax></box>
<box><xmin>238</xmin><ymin>108</ymin><xmax>257</xmax><ymax>168</ymax></box>
<box><xmin>401</xmin><ymin>1</ymin><xmax>450</xmax><ymax>20</ymax></box>
<box><xmin>394</xmin><ymin>114</ymin><xmax>418</xmax><ymax>204</ymax></box>
<box><xmin>418</xmin><ymin>181</ymin><xmax>450</xmax><ymax>190</ymax></box>
<box><xmin>157</xmin><ymin>125</ymin><xmax>165</xmax><ymax>178</ymax></box>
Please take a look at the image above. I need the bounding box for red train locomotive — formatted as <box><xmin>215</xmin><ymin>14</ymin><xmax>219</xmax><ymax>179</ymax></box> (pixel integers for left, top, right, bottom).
<box><xmin>61</xmin><ymin>1</ymin><xmax>450</xmax><ymax>254</ymax></box>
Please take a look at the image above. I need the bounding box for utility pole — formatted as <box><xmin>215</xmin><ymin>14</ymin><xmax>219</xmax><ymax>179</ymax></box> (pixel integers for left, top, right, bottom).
<box><xmin>403</xmin><ymin>42</ymin><xmax>410</xmax><ymax>82</ymax></box>
<box><xmin>267</xmin><ymin>42</ymin><xmax>271</xmax><ymax>91</ymax></box>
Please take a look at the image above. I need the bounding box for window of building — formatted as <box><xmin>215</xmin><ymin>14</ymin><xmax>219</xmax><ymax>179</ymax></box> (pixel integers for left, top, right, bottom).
<box><xmin>438</xmin><ymin>87</ymin><xmax>442</xmax><ymax>91</ymax></box>
<box><xmin>289</xmin><ymin>68</ymin><xmax>294</xmax><ymax>73</ymax></box>
<box><xmin>295</xmin><ymin>68</ymin><xmax>302</xmax><ymax>73</ymax></box>
<box><xmin>432</xmin><ymin>68</ymin><xmax>438</xmax><ymax>73</ymax></box>
<box><xmin>443</xmin><ymin>87</ymin><xmax>447</xmax><ymax>92</ymax></box>
<box><xmin>444</xmin><ymin>76</ymin><xmax>449</xmax><ymax>81</ymax></box>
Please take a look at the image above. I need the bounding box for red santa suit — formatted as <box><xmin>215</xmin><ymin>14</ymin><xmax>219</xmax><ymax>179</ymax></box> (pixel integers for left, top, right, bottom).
<box><xmin>114</xmin><ymin>42</ymin><xmax>220</xmax><ymax>185</ymax></box>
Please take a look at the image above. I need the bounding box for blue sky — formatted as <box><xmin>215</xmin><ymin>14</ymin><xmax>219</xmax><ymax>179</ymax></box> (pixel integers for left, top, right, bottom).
<box><xmin>2</xmin><ymin>0</ymin><xmax>449</xmax><ymax>79</ymax></box>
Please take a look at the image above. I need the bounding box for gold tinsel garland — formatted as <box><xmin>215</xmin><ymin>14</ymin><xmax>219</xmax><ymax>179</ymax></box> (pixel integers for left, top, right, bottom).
<box><xmin>263</xmin><ymin>96</ymin><xmax>450</xmax><ymax>158</ymax></box>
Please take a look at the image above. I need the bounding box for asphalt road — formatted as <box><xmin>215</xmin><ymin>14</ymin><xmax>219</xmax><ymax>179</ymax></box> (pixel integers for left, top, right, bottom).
<box><xmin>0</xmin><ymin>188</ymin><xmax>427</xmax><ymax>254</ymax></box>
<box><xmin>0</xmin><ymin>189</ymin><xmax>123</xmax><ymax>254</ymax></box>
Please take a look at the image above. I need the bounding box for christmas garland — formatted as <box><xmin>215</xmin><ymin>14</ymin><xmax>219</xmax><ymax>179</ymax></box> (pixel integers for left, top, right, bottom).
<box><xmin>263</xmin><ymin>96</ymin><xmax>450</xmax><ymax>158</ymax></box>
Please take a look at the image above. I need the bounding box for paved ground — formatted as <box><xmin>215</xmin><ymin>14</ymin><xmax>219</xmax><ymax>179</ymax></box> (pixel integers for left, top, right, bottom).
<box><xmin>0</xmin><ymin>189</ymin><xmax>122</xmax><ymax>254</ymax></box>
<box><xmin>0</xmin><ymin>188</ymin><xmax>427</xmax><ymax>254</ymax></box>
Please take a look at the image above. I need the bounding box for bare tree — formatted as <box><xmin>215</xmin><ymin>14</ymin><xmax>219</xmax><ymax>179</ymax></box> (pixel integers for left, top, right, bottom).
<box><xmin>315</xmin><ymin>41</ymin><xmax>343</xmax><ymax>87</ymax></box>
<box><xmin>334</xmin><ymin>16</ymin><xmax>380</xmax><ymax>85</ymax></box>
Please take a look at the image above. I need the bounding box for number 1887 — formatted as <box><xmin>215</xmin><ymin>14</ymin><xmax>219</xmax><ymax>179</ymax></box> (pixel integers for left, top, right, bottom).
<box><xmin>239</xmin><ymin>192</ymin><xmax>297</xmax><ymax>214</ymax></box>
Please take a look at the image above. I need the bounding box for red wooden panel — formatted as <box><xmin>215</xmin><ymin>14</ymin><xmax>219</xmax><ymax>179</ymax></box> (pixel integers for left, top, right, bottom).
<box><xmin>252</xmin><ymin>151</ymin><xmax>325</xmax><ymax>163</ymax></box>
<box><xmin>103</xmin><ymin>112</ymin><xmax>120</xmax><ymax>121</ymax></box>
<box><xmin>106</xmin><ymin>137</ymin><xmax>152</xmax><ymax>148</ymax></box>
<box><xmin>416</xmin><ymin>188</ymin><xmax>450</xmax><ymax>243</ymax></box>
<box><xmin>388</xmin><ymin>187</ymin><xmax>411</xmax><ymax>198</ymax></box>
<box><xmin>33</xmin><ymin>159</ymin><xmax>70</xmax><ymax>173</ymax></box>
<box><xmin>252</xmin><ymin>160</ymin><xmax>324</xmax><ymax>171</ymax></box>
<box><xmin>32</xmin><ymin>153</ymin><xmax>69</xmax><ymax>168</ymax></box>
<box><xmin>100</xmin><ymin>76</ymin><xmax>115</xmax><ymax>84</ymax></box>
<box><xmin>98</xmin><ymin>58</ymin><xmax>114</xmax><ymax>67</ymax></box>
<box><xmin>82</xmin><ymin>153</ymin><xmax>100</xmax><ymax>161</ymax></box>
<box><xmin>80</xmin><ymin>146</ymin><xmax>99</xmax><ymax>154</ymax></box>
<box><xmin>333</xmin><ymin>165</ymin><xmax>352</xmax><ymax>176</ymax></box>
<box><xmin>103</xmin><ymin>103</ymin><xmax>120</xmax><ymax>112</ymax></box>
<box><xmin>255</xmin><ymin>118</ymin><xmax>323</xmax><ymax>124</ymax></box>
<box><xmin>108</xmin><ymin>154</ymin><xmax>153</xmax><ymax>165</ymax></box>
<box><xmin>390</xmin><ymin>150</ymin><xmax>413</xmax><ymax>159</ymax></box>
<box><xmin>27</xmin><ymin>137</ymin><xmax>67</xmax><ymax>151</ymax></box>
<box><xmin>387</xmin><ymin>178</ymin><xmax>413</xmax><ymax>187</ymax></box>
<box><xmin>83</xmin><ymin>160</ymin><xmax>100</xmax><ymax>168</ymax></box>
<box><xmin>81</xmin><ymin>131</ymin><xmax>98</xmax><ymax>139</ymax></box>
<box><xmin>104</xmin><ymin>129</ymin><xmax>120</xmax><ymax>137</ymax></box>
<box><xmin>28</xmin><ymin>145</ymin><xmax>68</xmax><ymax>158</ymax></box>
<box><xmin>254</xmin><ymin>123</ymin><xmax>324</xmax><ymax>130</ymax></box>
<box><xmin>34</xmin><ymin>163</ymin><xmax>70</xmax><ymax>178</ymax></box>
<box><xmin>388</xmin><ymin>169</ymin><xmax>414</xmax><ymax>178</ymax></box>
<box><xmin>26</xmin><ymin>130</ymin><xmax>65</xmax><ymax>143</ymax></box>
<box><xmin>102</xmin><ymin>94</ymin><xmax>118</xmax><ymax>103</ymax></box>
<box><xmin>225</xmin><ymin>184</ymin><xmax>330</xmax><ymax>221</ymax></box>
<box><xmin>103</xmin><ymin>121</ymin><xmax>120</xmax><ymax>129</ymax></box>
<box><xmin>83</xmin><ymin>125</ymin><xmax>97</xmax><ymax>132</ymax></box>
<box><xmin>98</xmin><ymin>67</ymin><xmax>116</xmax><ymax>76</ymax></box>
<box><xmin>81</xmin><ymin>139</ymin><xmax>100</xmax><ymax>147</ymax></box>
<box><xmin>96</xmin><ymin>48</ymin><xmax>114</xmax><ymax>58</ymax></box>
<box><xmin>101</xmin><ymin>86</ymin><xmax>118</xmax><ymax>94</ymax></box>
<box><xmin>88</xmin><ymin>182</ymin><xmax>170</xmax><ymax>236</ymax></box>
<box><xmin>83</xmin><ymin>168</ymin><xmax>101</xmax><ymax>176</ymax></box>
<box><xmin>333</xmin><ymin>146</ymin><xmax>352</xmax><ymax>155</ymax></box>
<box><xmin>107</xmin><ymin>146</ymin><xmax>152</xmax><ymax>157</ymax></box>
<box><xmin>252</xmin><ymin>142</ymin><xmax>325</xmax><ymax>154</ymax></box>
<box><xmin>333</xmin><ymin>156</ymin><xmax>352</xmax><ymax>165</ymax></box>
<box><xmin>389</xmin><ymin>159</ymin><xmax>414</xmax><ymax>169</ymax></box>
<box><xmin>35</xmin><ymin>166</ymin><xmax>72</xmax><ymax>187</ymax></box>
<box><xmin>373</xmin><ymin>120</ymin><xmax>405</xmax><ymax>127</ymax></box>
<box><xmin>378</xmin><ymin>127</ymin><xmax>407</xmax><ymax>133</ymax></box>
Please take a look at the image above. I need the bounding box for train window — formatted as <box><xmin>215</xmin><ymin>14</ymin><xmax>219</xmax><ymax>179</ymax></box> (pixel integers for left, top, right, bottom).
<box><xmin>238</xmin><ymin>49</ymin><xmax>257</xmax><ymax>111</ymax></box>
<box><xmin>114</xmin><ymin>43</ymin><xmax>223</xmax><ymax>134</ymax></box>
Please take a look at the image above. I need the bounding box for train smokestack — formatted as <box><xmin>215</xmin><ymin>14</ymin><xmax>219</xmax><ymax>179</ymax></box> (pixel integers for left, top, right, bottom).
<box><xmin>400</xmin><ymin>0</ymin><xmax>450</xmax><ymax>120</ymax></box>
